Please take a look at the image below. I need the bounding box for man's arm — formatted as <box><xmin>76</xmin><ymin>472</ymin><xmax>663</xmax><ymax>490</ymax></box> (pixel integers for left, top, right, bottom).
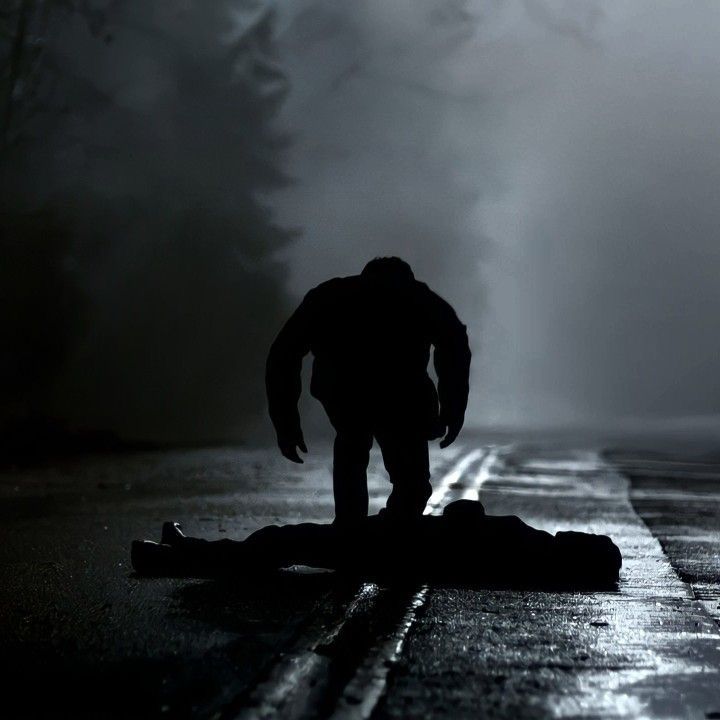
<box><xmin>429</xmin><ymin>290</ymin><xmax>471</xmax><ymax>448</ymax></box>
<box><xmin>265</xmin><ymin>292</ymin><xmax>314</xmax><ymax>463</ymax></box>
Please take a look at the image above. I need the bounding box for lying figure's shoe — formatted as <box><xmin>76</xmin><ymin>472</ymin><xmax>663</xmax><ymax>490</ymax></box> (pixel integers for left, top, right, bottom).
<box><xmin>161</xmin><ymin>521</ymin><xmax>186</xmax><ymax>546</ymax></box>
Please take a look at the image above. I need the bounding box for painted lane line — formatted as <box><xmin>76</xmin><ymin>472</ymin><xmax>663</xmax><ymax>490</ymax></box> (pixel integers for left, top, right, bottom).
<box><xmin>329</xmin><ymin>589</ymin><xmax>429</xmax><ymax>720</ymax></box>
<box><xmin>460</xmin><ymin>449</ymin><xmax>501</xmax><ymax>501</ymax></box>
<box><xmin>330</xmin><ymin>446</ymin><xmax>504</xmax><ymax>720</ymax></box>
<box><xmin>424</xmin><ymin>448</ymin><xmax>486</xmax><ymax>513</ymax></box>
<box><xmin>233</xmin><ymin>583</ymin><xmax>382</xmax><ymax>720</ymax></box>
<box><xmin>232</xmin><ymin>448</ymin><xmax>489</xmax><ymax>720</ymax></box>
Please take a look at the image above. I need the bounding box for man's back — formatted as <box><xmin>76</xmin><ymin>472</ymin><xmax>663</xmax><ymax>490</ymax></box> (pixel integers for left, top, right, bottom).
<box><xmin>304</xmin><ymin>275</ymin><xmax>443</xmax><ymax>410</ymax></box>
<box><xmin>265</xmin><ymin>258</ymin><xmax>471</xmax><ymax>485</ymax></box>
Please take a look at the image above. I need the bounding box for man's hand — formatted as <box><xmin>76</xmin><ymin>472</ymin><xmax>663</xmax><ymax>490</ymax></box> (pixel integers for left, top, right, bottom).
<box><xmin>278</xmin><ymin>430</ymin><xmax>308</xmax><ymax>464</ymax></box>
<box><xmin>439</xmin><ymin>415</ymin><xmax>464</xmax><ymax>449</ymax></box>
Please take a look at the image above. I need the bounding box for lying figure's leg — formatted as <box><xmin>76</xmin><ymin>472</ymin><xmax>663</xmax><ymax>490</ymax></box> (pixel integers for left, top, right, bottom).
<box><xmin>131</xmin><ymin>523</ymin><xmax>254</xmax><ymax>577</ymax></box>
<box><xmin>131</xmin><ymin>521</ymin><xmax>343</xmax><ymax>578</ymax></box>
<box><xmin>131</xmin><ymin>506</ymin><xmax>622</xmax><ymax>586</ymax></box>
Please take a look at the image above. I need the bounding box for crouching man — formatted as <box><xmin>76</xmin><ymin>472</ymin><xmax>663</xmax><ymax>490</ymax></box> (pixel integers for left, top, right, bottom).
<box><xmin>265</xmin><ymin>257</ymin><xmax>471</xmax><ymax>524</ymax></box>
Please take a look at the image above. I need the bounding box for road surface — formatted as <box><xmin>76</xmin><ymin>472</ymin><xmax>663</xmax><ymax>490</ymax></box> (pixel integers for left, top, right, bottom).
<box><xmin>1</xmin><ymin>438</ymin><xmax>720</xmax><ymax>718</ymax></box>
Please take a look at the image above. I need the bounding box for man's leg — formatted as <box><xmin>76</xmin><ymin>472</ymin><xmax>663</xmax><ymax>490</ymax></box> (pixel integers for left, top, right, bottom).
<box><xmin>333</xmin><ymin>428</ymin><xmax>373</xmax><ymax>525</ymax></box>
<box><xmin>376</xmin><ymin>431</ymin><xmax>432</xmax><ymax>520</ymax></box>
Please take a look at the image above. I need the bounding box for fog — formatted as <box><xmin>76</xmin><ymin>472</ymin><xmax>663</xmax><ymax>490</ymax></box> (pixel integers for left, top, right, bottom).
<box><xmin>1</xmin><ymin>1</ymin><xmax>295</xmax><ymax>444</ymax></box>
<box><xmin>3</xmin><ymin>1</ymin><xmax>720</xmax><ymax>446</ymax></box>
<box><xmin>275</xmin><ymin>0</ymin><xmax>720</xmax><ymax>431</ymax></box>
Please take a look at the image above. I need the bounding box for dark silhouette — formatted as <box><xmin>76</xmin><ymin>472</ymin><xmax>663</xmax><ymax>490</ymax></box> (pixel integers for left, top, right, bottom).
<box><xmin>265</xmin><ymin>257</ymin><xmax>471</xmax><ymax>524</ymax></box>
<box><xmin>131</xmin><ymin>500</ymin><xmax>622</xmax><ymax>588</ymax></box>
<box><xmin>130</xmin><ymin>257</ymin><xmax>623</xmax><ymax>587</ymax></box>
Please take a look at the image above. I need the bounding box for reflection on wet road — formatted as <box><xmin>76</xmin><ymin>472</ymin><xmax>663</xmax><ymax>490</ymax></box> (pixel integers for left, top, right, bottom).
<box><xmin>1</xmin><ymin>441</ymin><xmax>720</xmax><ymax>718</ymax></box>
<box><xmin>377</xmin><ymin>448</ymin><xmax>720</xmax><ymax>718</ymax></box>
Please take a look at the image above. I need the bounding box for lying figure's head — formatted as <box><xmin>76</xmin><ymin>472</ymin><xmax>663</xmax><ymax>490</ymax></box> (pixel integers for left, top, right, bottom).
<box><xmin>361</xmin><ymin>256</ymin><xmax>415</xmax><ymax>284</ymax></box>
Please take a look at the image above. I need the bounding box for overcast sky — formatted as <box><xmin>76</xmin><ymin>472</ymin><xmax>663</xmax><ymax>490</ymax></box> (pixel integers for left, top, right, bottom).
<box><xmin>273</xmin><ymin>0</ymin><xmax>720</xmax><ymax>429</ymax></box>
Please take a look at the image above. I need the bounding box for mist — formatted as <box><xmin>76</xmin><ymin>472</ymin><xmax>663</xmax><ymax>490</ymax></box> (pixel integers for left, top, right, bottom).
<box><xmin>1</xmin><ymin>1</ymin><xmax>295</xmax><ymax>445</ymax></box>
<box><xmin>3</xmin><ymin>1</ymin><xmax>720</xmax><ymax>447</ymax></box>
<box><xmin>274</xmin><ymin>0</ymin><xmax>720</xmax><ymax>431</ymax></box>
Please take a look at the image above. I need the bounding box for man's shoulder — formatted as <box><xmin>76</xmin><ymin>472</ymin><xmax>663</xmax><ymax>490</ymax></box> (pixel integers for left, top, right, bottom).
<box><xmin>413</xmin><ymin>283</ymin><xmax>466</xmax><ymax>328</ymax></box>
<box><xmin>307</xmin><ymin>275</ymin><xmax>361</xmax><ymax>300</ymax></box>
<box><xmin>411</xmin><ymin>280</ymin><xmax>445</xmax><ymax>307</ymax></box>
<box><xmin>412</xmin><ymin>279</ymin><xmax>433</xmax><ymax>296</ymax></box>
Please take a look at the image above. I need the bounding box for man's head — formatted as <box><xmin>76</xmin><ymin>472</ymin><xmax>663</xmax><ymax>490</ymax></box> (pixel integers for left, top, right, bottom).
<box><xmin>361</xmin><ymin>257</ymin><xmax>415</xmax><ymax>284</ymax></box>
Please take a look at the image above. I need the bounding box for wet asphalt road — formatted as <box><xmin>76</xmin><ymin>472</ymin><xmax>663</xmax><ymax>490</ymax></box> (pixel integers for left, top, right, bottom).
<box><xmin>1</xmin><ymin>439</ymin><xmax>720</xmax><ymax>719</ymax></box>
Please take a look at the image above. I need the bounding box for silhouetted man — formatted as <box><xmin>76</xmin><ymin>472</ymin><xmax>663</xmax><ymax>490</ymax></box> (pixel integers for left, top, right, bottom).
<box><xmin>266</xmin><ymin>257</ymin><xmax>471</xmax><ymax>525</ymax></box>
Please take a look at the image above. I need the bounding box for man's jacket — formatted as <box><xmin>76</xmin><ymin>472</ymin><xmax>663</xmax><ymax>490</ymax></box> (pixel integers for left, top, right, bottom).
<box><xmin>266</xmin><ymin>274</ymin><xmax>471</xmax><ymax>438</ymax></box>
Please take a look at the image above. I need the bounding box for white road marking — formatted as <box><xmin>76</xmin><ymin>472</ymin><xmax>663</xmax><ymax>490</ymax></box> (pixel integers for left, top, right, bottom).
<box><xmin>330</xmin><ymin>446</ymin><xmax>503</xmax><ymax>720</ymax></box>
<box><xmin>233</xmin><ymin>583</ymin><xmax>383</xmax><ymax>720</ymax></box>
<box><xmin>424</xmin><ymin>448</ymin><xmax>485</xmax><ymax>513</ymax></box>
<box><xmin>460</xmin><ymin>449</ymin><xmax>500</xmax><ymax>501</ymax></box>
<box><xmin>330</xmin><ymin>588</ymin><xmax>430</xmax><ymax>720</ymax></box>
<box><xmin>240</xmin><ymin>447</ymin><xmax>720</xmax><ymax>720</ymax></box>
<box><xmin>234</xmin><ymin>447</ymin><xmax>499</xmax><ymax>720</ymax></box>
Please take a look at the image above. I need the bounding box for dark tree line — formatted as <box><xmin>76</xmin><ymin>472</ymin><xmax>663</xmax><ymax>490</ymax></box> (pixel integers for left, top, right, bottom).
<box><xmin>0</xmin><ymin>1</ymin><xmax>297</xmax><ymax>453</ymax></box>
